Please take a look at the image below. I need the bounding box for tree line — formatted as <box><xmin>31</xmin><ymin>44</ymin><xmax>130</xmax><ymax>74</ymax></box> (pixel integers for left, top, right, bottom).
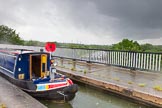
<box><xmin>0</xmin><ymin>25</ymin><xmax>162</xmax><ymax>52</ymax></box>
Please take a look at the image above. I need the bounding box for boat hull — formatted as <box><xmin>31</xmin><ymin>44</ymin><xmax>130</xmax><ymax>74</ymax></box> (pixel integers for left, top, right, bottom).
<box><xmin>0</xmin><ymin>70</ymin><xmax>78</xmax><ymax>101</ymax></box>
<box><xmin>26</xmin><ymin>85</ymin><xmax>77</xmax><ymax>101</ymax></box>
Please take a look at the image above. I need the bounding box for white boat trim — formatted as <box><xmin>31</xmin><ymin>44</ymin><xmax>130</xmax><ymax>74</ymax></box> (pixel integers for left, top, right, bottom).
<box><xmin>0</xmin><ymin>66</ymin><xmax>14</xmax><ymax>74</ymax></box>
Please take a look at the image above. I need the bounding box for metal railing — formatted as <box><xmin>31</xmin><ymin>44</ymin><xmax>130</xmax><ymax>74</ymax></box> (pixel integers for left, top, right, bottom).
<box><xmin>53</xmin><ymin>48</ymin><xmax>162</xmax><ymax>72</ymax></box>
<box><xmin>0</xmin><ymin>44</ymin><xmax>162</xmax><ymax>72</ymax></box>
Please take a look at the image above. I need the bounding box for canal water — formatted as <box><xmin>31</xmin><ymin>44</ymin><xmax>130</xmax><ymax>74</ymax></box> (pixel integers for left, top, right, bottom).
<box><xmin>39</xmin><ymin>83</ymin><xmax>150</xmax><ymax>108</ymax></box>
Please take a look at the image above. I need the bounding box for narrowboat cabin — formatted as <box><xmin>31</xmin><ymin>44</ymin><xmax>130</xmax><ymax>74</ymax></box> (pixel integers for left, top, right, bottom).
<box><xmin>0</xmin><ymin>48</ymin><xmax>78</xmax><ymax>101</ymax></box>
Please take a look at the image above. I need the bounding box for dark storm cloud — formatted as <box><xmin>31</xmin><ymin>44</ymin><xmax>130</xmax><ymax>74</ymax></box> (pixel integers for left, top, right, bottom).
<box><xmin>52</xmin><ymin>0</ymin><xmax>162</xmax><ymax>39</ymax></box>
<box><xmin>96</xmin><ymin>0</ymin><xmax>162</xmax><ymax>27</ymax></box>
<box><xmin>94</xmin><ymin>0</ymin><xmax>162</xmax><ymax>38</ymax></box>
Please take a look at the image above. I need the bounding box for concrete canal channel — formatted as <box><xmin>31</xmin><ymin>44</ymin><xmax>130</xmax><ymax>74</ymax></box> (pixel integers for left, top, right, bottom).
<box><xmin>55</xmin><ymin>58</ymin><xmax>162</xmax><ymax>108</ymax></box>
<box><xmin>40</xmin><ymin>83</ymin><xmax>150</xmax><ymax>108</ymax></box>
<box><xmin>0</xmin><ymin>75</ymin><xmax>149</xmax><ymax>108</ymax></box>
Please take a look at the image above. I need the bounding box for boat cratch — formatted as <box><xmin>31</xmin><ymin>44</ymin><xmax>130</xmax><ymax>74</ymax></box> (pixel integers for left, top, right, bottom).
<box><xmin>0</xmin><ymin>45</ymin><xmax>78</xmax><ymax>101</ymax></box>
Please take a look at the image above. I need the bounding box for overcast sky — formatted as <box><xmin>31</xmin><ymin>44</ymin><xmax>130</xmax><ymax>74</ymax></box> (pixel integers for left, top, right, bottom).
<box><xmin>0</xmin><ymin>0</ymin><xmax>162</xmax><ymax>45</ymax></box>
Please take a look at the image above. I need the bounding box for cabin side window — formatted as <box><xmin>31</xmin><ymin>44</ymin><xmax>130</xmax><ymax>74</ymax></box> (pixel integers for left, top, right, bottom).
<box><xmin>0</xmin><ymin>53</ymin><xmax>15</xmax><ymax>72</ymax></box>
<box><xmin>0</xmin><ymin>54</ymin><xmax>5</xmax><ymax>66</ymax></box>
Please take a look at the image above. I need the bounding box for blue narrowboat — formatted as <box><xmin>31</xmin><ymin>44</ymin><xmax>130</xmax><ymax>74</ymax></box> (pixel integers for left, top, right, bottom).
<box><xmin>0</xmin><ymin>48</ymin><xmax>78</xmax><ymax>101</ymax></box>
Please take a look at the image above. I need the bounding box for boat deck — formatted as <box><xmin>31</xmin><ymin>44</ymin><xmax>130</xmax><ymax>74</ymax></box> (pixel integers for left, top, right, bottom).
<box><xmin>56</xmin><ymin>59</ymin><xmax>162</xmax><ymax>107</ymax></box>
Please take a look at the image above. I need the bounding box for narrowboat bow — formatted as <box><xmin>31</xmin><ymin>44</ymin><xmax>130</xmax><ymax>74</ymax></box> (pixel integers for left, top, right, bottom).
<box><xmin>0</xmin><ymin>49</ymin><xmax>78</xmax><ymax>101</ymax></box>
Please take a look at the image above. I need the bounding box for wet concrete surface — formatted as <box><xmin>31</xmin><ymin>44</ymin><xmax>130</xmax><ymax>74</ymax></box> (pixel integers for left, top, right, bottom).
<box><xmin>56</xmin><ymin>59</ymin><xmax>162</xmax><ymax>107</ymax></box>
<box><xmin>0</xmin><ymin>76</ymin><xmax>47</xmax><ymax>108</ymax></box>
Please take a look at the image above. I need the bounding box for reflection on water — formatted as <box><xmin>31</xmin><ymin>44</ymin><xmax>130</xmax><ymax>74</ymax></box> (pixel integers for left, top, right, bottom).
<box><xmin>39</xmin><ymin>83</ymin><xmax>150</xmax><ymax>108</ymax></box>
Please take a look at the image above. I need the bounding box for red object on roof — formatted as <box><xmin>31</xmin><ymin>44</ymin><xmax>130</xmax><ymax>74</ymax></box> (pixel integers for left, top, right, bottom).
<box><xmin>45</xmin><ymin>42</ymin><xmax>56</xmax><ymax>52</ymax></box>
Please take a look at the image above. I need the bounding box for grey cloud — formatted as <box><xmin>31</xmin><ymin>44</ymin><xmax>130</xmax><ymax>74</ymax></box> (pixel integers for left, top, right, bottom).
<box><xmin>0</xmin><ymin>0</ymin><xmax>162</xmax><ymax>42</ymax></box>
<box><xmin>96</xmin><ymin>0</ymin><xmax>162</xmax><ymax>28</ymax></box>
<box><xmin>52</xmin><ymin>0</ymin><xmax>162</xmax><ymax>40</ymax></box>
<box><xmin>0</xmin><ymin>0</ymin><xmax>52</xmax><ymax>26</ymax></box>
<box><xmin>95</xmin><ymin>0</ymin><xmax>162</xmax><ymax>38</ymax></box>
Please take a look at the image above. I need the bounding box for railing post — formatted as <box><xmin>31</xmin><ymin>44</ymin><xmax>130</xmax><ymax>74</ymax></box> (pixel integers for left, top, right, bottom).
<box><xmin>159</xmin><ymin>54</ymin><xmax>162</xmax><ymax>71</ymax></box>
<box><xmin>72</xmin><ymin>59</ymin><xmax>76</xmax><ymax>71</ymax></box>
<box><xmin>72</xmin><ymin>49</ymin><xmax>74</xmax><ymax>59</ymax></box>
<box><xmin>86</xmin><ymin>49</ymin><xmax>91</xmax><ymax>63</ymax></box>
<box><xmin>89</xmin><ymin>50</ymin><xmax>91</xmax><ymax>62</ymax></box>
<box><xmin>60</xmin><ymin>58</ymin><xmax>63</xmax><ymax>67</ymax></box>
<box><xmin>106</xmin><ymin>51</ymin><xmax>108</xmax><ymax>65</ymax></box>
<box><xmin>87</xmin><ymin>62</ymin><xmax>91</xmax><ymax>70</ymax></box>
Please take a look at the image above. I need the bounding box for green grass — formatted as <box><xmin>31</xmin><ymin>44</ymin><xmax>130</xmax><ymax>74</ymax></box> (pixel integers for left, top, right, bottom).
<box><xmin>138</xmin><ymin>83</ymin><xmax>146</xmax><ymax>87</ymax></box>
<box><xmin>83</xmin><ymin>69</ymin><xmax>87</xmax><ymax>74</ymax></box>
<box><xmin>70</xmin><ymin>67</ymin><xmax>76</xmax><ymax>71</ymax></box>
<box><xmin>153</xmin><ymin>85</ymin><xmax>162</xmax><ymax>91</ymax></box>
<box><xmin>128</xmin><ymin>81</ymin><xmax>133</xmax><ymax>84</ymax></box>
<box><xmin>113</xmin><ymin>78</ymin><xmax>120</xmax><ymax>81</ymax></box>
<box><xmin>79</xmin><ymin>70</ymin><xmax>83</xmax><ymax>72</ymax></box>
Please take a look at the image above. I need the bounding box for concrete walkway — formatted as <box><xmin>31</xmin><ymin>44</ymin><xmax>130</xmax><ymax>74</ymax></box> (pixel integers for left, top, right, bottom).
<box><xmin>0</xmin><ymin>76</ymin><xmax>47</xmax><ymax>108</ymax></box>
<box><xmin>56</xmin><ymin>59</ymin><xmax>162</xmax><ymax>107</ymax></box>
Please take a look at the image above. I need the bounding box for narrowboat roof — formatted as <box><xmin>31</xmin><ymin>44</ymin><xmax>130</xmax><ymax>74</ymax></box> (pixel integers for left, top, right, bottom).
<box><xmin>0</xmin><ymin>48</ymin><xmax>47</xmax><ymax>56</ymax></box>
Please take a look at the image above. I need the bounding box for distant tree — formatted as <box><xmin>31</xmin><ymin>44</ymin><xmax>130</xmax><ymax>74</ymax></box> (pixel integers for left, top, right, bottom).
<box><xmin>140</xmin><ymin>43</ymin><xmax>154</xmax><ymax>52</ymax></box>
<box><xmin>0</xmin><ymin>25</ymin><xmax>24</xmax><ymax>45</ymax></box>
<box><xmin>24</xmin><ymin>40</ymin><xmax>45</xmax><ymax>46</ymax></box>
<box><xmin>140</xmin><ymin>43</ymin><xmax>162</xmax><ymax>52</ymax></box>
<box><xmin>132</xmin><ymin>41</ymin><xmax>141</xmax><ymax>51</ymax></box>
<box><xmin>112</xmin><ymin>39</ymin><xmax>141</xmax><ymax>51</ymax></box>
<box><xmin>154</xmin><ymin>45</ymin><xmax>162</xmax><ymax>52</ymax></box>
